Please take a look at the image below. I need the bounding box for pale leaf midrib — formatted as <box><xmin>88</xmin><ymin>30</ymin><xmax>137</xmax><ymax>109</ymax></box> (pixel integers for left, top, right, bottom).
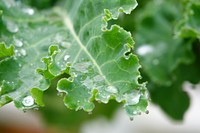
<box><xmin>55</xmin><ymin>8</ymin><xmax>112</xmax><ymax>86</ymax></box>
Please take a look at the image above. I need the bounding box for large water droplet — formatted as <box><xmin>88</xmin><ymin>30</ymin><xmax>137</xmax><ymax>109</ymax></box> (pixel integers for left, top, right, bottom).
<box><xmin>137</xmin><ymin>45</ymin><xmax>153</xmax><ymax>56</ymax></box>
<box><xmin>64</xmin><ymin>55</ymin><xmax>70</xmax><ymax>61</ymax></box>
<box><xmin>6</xmin><ymin>21</ymin><xmax>19</xmax><ymax>33</ymax></box>
<box><xmin>14</xmin><ymin>37</ymin><xmax>23</xmax><ymax>47</ymax></box>
<box><xmin>22</xmin><ymin>8</ymin><xmax>34</xmax><ymax>15</ymax></box>
<box><xmin>22</xmin><ymin>96</ymin><xmax>34</xmax><ymax>107</ymax></box>
<box><xmin>107</xmin><ymin>86</ymin><xmax>118</xmax><ymax>93</ymax></box>
<box><xmin>125</xmin><ymin>91</ymin><xmax>141</xmax><ymax>105</ymax></box>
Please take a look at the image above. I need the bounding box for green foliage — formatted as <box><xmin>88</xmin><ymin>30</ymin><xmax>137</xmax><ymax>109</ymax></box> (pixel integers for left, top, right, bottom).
<box><xmin>114</xmin><ymin>0</ymin><xmax>200</xmax><ymax>120</ymax></box>
<box><xmin>0</xmin><ymin>0</ymin><xmax>200</xmax><ymax>130</ymax></box>
<box><xmin>0</xmin><ymin>0</ymin><xmax>149</xmax><ymax>119</ymax></box>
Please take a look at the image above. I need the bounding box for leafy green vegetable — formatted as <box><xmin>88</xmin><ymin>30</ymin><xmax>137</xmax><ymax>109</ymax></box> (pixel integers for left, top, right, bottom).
<box><xmin>176</xmin><ymin>0</ymin><xmax>200</xmax><ymax>39</ymax></box>
<box><xmin>0</xmin><ymin>0</ymin><xmax>148</xmax><ymax>118</ymax></box>
<box><xmin>110</xmin><ymin>0</ymin><xmax>200</xmax><ymax>120</ymax></box>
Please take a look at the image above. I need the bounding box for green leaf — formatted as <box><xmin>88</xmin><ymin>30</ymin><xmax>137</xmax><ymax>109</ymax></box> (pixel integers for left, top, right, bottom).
<box><xmin>176</xmin><ymin>0</ymin><xmax>200</xmax><ymax>39</ymax></box>
<box><xmin>134</xmin><ymin>0</ymin><xmax>194</xmax><ymax>86</ymax></box>
<box><xmin>149</xmin><ymin>82</ymin><xmax>190</xmax><ymax>120</ymax></box>
<box><xmin>0</xmin><ymin>0</ymin><xmax>148</xmax><ymax>117</ymax></box>
<box><xmin>0</xmin><ymin>42</ymin><xmax>14</xmax><ymax>60</ymax></box>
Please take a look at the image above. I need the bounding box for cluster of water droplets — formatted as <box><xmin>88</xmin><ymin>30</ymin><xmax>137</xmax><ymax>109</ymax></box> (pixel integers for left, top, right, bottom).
<box><xmin>13</xmin><ymin>37</ymin><xmax>27</xmax><ymax>58</ymax></box>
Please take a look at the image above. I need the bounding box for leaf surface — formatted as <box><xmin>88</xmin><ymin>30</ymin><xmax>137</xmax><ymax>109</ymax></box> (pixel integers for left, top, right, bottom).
<box><xmin>0</xmin><ymin>0</ymin><xmax>148</xmax><ymax>117</ymax></box>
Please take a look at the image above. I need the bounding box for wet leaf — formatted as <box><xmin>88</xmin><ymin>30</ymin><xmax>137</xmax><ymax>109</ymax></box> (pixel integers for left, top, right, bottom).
<box><xmin>0</xmin><ymin>0</ymin><xmax>148</xmax><ymax>117</ymax></box>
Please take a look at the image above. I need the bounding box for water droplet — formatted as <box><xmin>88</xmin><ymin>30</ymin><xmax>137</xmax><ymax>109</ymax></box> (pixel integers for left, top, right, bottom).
<box><xmin>137</xmin><ymin>45</ymin><xmax>153</xmax><ymax>56</ymax></box>
<box><xmin>145</xmin><ymin>110</ymin><xmax>149</xmax><ymax>114</ymax></box>
<box><xmin>64</xmin><ymin>55</ymin><xmax>70</xmax><ymax>61</ymax></box>
<box><xmin>125</xmin><ymin>91</ymin><xmax>141</xmax><ymax>106</ymax></box>
<box><xmin>73</xmin><ymin>72</ymin><xmax>77</xmax><ymax>77</ymax></box>
<box><xmin>20</xmin><ymin>49</ymin><xmax>27</xmax><ymax>56</ymax></box>
<box><xmin>101</xmin><ymin>26</ymin><xmax>106</xmax><ymax>31</ymax></box>
<box><xmin>82</xmin><ymin>77</ymin><xmax>93</xmax><ymax>89</ymax></box>
<box><xmin>130</xmin><ymin>116</ymin><xmax>134</xmax><ymax>121</ymax></box>
<box><xmin>133</xmin><ymin>111</ymin><xmax>138</xmax><ymax>115</ymax></box>
<box><xmin>61</xmin><ymin>42</ymin><xmax>71</xmax><ymax>48</ymax></box>
<box><xmin>22</xmin><ymin>8</ymin><xmax>34</xmax><ymax>15</ymax></box>
<box><xmin>22</xmin><ymin>96</ymin><xmax>34</xmax><ymax>107</ymax></box>
<box><xmin>6</xmin><ymin>20</ymin><xmax>19</xmax><ymax>33</ymax></box>
<box><xmin>14</xmin><ymin>37</ymin><xmax>23</xmax><ymax>47</ymax></box>
<box><xmin>107</xmin><ymin>86</ymin><xmax>118</xmax><ymax>93</ymax></box>
<box><xmin>73</xmin><ymin>62</ymin><xmax>92</xmax><ymax>73</ymax></box>
<box><xmin>77</xmin><ymin>100</ymin><xmax>80</xmax><ymax>103</ymax></box>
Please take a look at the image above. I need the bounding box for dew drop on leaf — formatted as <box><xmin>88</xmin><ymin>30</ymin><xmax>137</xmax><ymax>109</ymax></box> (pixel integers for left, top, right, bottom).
<box><xmin>61</xmin><ymin>42</ymin><xmax>71</xmax><ymax>48</ymax></box>
<box><xmin>22</xmin><ymin>96</ymin><xmax>34</xmax><ymax>107</ymax></box>
<box><xmin>6</xmin><ymin>20</ymin><xmax>19</xmax><ymax>33</ymax></box>
<box><xmin>125</xmin><ymin>91</ymin><xmax>141</xmax><ymax>106</ymax></box>
<box><xmin>64</xmin><ymin>55</ymin><xmax>70</xmax><ymax>61</ymax></box>
<box><xmin>20</xmin><ymin>49</ymin><xmax>27</xmax><ymax>56</ymax></box>
<box><xmin>14</xmin><ymin>37</ymin><xmax>23</xmax><ymax>47</ymax></box>
<box><xmin>145</xmin><ymin>110</ymin><xmax>149</xmax><ymax>114</ymax></box>
<box><xmin>129</xmin><ymin>116</ymin><xmax>134</xmax><ymax>121</ymax></box>
<box><xmin>107</xmin><ymin>86</ymin><xmax>118</xmax><ymax>93</ymax></box>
